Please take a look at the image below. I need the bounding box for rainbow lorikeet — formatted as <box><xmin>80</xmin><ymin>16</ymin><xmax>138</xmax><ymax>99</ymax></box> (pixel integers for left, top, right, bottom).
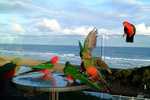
<box><xmin>79</xmin><ymin>28</ymin><xmax>111</xmax><ymax>83</ymax></box>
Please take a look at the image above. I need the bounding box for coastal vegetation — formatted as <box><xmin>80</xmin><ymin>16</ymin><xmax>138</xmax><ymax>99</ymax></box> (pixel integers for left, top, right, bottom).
<box><xmin>110</xmin><ymin>66</ymin><xmax>150</xmax><ymax>89</ymax></box>
<box><xmin>106</xmin><ymin>66</ymin><xmax>150</xmax><ymax>97</ymax></box>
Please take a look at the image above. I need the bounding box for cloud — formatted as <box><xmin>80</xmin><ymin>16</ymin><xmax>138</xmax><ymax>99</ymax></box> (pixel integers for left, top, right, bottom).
<box><xmin>63</xmin><ymin>26</ymin><xmax>93</xmax><ymax>35</ymax></box>
<box><xmin>0</xmin><ymin>0</ymin><xmax>62</xmax><ymax>18</ymax></box>
<box><xmin>37</xmin><ymin>18</ymin><xmax>61</xmax><ymax>32</ymax></box>
<box><xmin>36</xmin><ymin>18</ymin><xmax>94</xmax><ymax>35</ymax></box>
<box><xmin>1</xmin><ymin>0</ymin><xmax>150</xmax><ymax>37</ymax></box>
<box><xmin>35</xmin><ymin>18</ymin><xmax>123</xmax><ymax>36</ymax></box>
<box><xmin>12</xmin><ymin>23</ymin><xmax>25</xmax><ymax>33</ymax></box>
<box><xmin>136</xmin><ymin>23</ymin><xmax>150</xmax><ymax>35</ymax></box>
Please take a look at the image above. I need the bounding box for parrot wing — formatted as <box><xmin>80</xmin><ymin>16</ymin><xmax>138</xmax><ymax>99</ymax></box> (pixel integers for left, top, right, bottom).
<box><xmin>133</xmin><ymin>24</ymin><xmax>136</xmax><ymax>35</ymax></box>
<box><xmin>84</xmin><ymin>28</ymin><xmax>98</xmax><ymax>51</ymax></box>
<box><xmin>32</xmin><ymin>63</ymin><xmax>53</xmax><ymax>70</ymax></box>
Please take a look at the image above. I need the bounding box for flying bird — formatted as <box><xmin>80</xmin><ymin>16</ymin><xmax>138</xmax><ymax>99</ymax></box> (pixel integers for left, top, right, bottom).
<box><xmin>123</xmin><ymin>21</ymin><xmax>136</xmax><ymax>43</ymax></box>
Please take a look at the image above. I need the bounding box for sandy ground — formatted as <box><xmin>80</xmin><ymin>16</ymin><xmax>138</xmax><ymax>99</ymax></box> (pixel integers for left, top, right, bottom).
<box><xmin>0</xmin><ymin>56</ymin><xmax>44</xmax><ymax>66</ymax></box>
<box><xmin>0</xmin><ymin>55</ymin><xmax>65</xmax><ymax>73</ymax></box>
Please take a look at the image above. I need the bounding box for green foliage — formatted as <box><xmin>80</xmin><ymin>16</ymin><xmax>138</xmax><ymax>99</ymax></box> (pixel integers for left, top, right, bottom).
<box><xmin>121</xmin><ymin>69</ymin><xmax>132</xmax><ymax>78</ymax></box>
<box><xmin>114</xmin><ymin>69</ymin><xmax>132</xmax><ymax>79</ymax></box>
<box><xmin>132</xmin><ymin>74</ymin><xmax>141</xmax><ymax>85</ymax></box>
<box><xmin>143</xmin><ymin>69</ymin><xmax>150</xmax><ymax>81</ymax></box>
<box><xmin>142</xmin><ymin>69</ymin><xmax>150</xmax><ymax>88</ymax></box>
<box><xmin>111</xmin><ymin>66</ymin><xmax>150</xmax><ymax>90</ymax></box>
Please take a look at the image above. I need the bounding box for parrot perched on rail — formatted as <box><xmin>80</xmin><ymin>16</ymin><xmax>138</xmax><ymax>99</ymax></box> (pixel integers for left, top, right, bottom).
<box><xmin>79</xmin><ymin>28</ymin><xmax>112</xmax><ymax>84</ymax></box>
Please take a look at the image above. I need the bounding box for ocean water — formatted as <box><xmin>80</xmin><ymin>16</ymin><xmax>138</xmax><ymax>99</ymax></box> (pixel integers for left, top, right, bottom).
<box><xmin>0</xmin><ymin>44</ymin><xmax>150</xmax><ymax>69</ymax></box>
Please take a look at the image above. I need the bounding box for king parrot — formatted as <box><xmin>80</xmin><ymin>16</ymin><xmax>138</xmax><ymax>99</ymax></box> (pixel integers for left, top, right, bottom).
<box><xmin>79</xmin><ymin>28</ymin><xmax>112</xmax><ymax>83</ymax></box>
<box><xmin>31</xmin><ymin>56</ymin><xmax>59</xmax><ymax>80</ymax></box>
<box><xmin>123</xmin><ymin>21</ymin><xmax>136</xmax><ymax>43</ymax></box>
<box><xmin>64</xmin><ymin>61</ymin><xmax>109</xmax><ymax>91</ymax></box>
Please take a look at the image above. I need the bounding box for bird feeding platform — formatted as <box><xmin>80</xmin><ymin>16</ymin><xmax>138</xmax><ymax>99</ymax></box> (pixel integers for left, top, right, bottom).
<box><xmin>12</xmin><ymin>72</ymin><xmax>89</xmax><ymax>100</ymax></box>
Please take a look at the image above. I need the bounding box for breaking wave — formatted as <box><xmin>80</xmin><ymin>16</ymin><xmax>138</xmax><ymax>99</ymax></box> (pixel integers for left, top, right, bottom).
<box><xmin>0</xmin><ymin>49</ymin><xmax>150</xmax><ymax>68</ymax></box>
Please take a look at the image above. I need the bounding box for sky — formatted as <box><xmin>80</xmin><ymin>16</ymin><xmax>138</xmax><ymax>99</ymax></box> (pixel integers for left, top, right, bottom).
<box><xmin>0</xmin><ymin>0</ymin><xmax>150</xmax><ymax>47</ymax></box>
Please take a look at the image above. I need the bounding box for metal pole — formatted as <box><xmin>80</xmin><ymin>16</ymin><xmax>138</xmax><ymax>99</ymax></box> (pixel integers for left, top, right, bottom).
<box><xmin>56</xmin><ymin>92</ymin><xmax>59</xmax><ymax>100</ymax></box>
<box><xmin>100</xmin><ymin>34</ymin><xmax>103</xmax><ymax>59</ymax></box>
<box><xmin>103</xmin><ymin>34</ymin><xmax>105</xmax><ymax>60</ymax></box>
<box><xmin>100</xmin><ymin>34</ymin><xmax>105</xmax><ymax>60</ymax></box>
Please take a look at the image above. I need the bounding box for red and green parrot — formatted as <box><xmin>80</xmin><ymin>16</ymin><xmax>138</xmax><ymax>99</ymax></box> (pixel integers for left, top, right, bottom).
<box><xmin>64</xmin><ymin>61</ymin><xmax>108</xmax><ymax>91</ymax></box>
<box><xmin>79</xmin><ymin>28</ymin><xmax>112</xmax><ymax>82</ymax></box>
<box><xmin>64</xmin><ymin>28</ymin><xmax>111</xmax><ymax>91</ymax></box>
<box><xmin>30</xmin><ymin>56</ymin><xmax>60</xmax><ymax>80</ymax></box>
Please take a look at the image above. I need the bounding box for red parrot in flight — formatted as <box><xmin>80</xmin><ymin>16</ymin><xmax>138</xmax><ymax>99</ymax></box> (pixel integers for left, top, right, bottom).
<box><xmin>123</xmin><ymin>21</ymin><xmax>136</xmax><ymax>43</ymax></box>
